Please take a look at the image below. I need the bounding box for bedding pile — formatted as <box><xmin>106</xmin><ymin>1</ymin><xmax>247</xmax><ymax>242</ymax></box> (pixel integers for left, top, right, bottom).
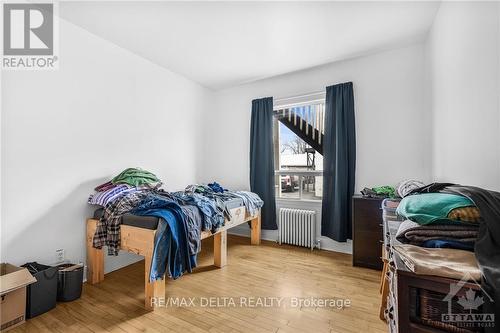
<box><xmin>394</xmin><ymin>183</ymin><xmax>500</xmax><ymax>321</ymax></box>
<box><xmin>396</xmin><ymin>193</ymin><xmax>480</xmax><ymax>251</ymax></box>
<box><xmin>88</xmin><ymin>168</ymin><xmax>264</xmax><ymax>280</ymax></box>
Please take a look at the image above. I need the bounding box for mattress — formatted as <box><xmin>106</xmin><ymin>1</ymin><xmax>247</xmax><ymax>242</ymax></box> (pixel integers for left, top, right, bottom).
<box><xmin>93</xmin><ymin>208</ymin><xmax>160</xmax><ymax>230</ymax></box>
<box><xmin>93</xmin><ymin>197</ymin><xmax>244</xmax><ymax>230</ymax></box>
<box><xmin>222</xmin><ymin>197</ymin><xmax>244</xmax><ymax>210</ymax></box>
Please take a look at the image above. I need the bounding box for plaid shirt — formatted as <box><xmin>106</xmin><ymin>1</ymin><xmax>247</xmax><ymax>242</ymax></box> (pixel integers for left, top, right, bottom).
<box><xmin>93</xmin><ymin>190</ymin><xmax>148</xmax><ymax>255</ymax></box>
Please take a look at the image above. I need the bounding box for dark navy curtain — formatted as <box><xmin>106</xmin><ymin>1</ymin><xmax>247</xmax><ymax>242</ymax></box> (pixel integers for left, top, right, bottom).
<box><xmin>250</xmin><ymin>97</ymin><xmax>277</xmax><ymax>230</ymax></box>
<box><xmin>321</xmin><ymin>82</ymin><xmax>356</xmax><ymax>242</ymax></box>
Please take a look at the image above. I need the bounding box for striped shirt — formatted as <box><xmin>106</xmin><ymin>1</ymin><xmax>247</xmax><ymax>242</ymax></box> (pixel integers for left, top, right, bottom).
<box><xmin>88</xmin><ymin>184</ymin><xmax>134</xmax><ymax>207</ymax></box>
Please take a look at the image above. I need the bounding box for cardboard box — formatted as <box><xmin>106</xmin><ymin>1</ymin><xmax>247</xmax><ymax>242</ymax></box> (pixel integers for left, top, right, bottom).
<box><xmin>0</xmin><ymin>263</ymin><xmax>37</xmax><ymax>332</ymax></box>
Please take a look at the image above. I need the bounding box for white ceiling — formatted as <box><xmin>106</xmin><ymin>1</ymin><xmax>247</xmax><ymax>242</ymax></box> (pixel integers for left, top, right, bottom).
<box><xmin>60</xmin><ymin>1</ymin><xmax>440</xmax><ymax>90</ymax></box>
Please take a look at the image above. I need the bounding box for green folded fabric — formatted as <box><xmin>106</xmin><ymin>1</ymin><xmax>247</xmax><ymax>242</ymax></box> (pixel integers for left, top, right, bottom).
<box><xmin>373</xmin><ymin>185</ymin><xmax>396</xmax><ymax>198</ymax></box>
<box><xmin>396</xmin><ymin>193</ymin><xmax>475</xmax><ymax>225</ymax></box>
<box><xmin>111</xmin><ymin>167</ymin><xmax>160</xmax><ymax>187</ymax></box>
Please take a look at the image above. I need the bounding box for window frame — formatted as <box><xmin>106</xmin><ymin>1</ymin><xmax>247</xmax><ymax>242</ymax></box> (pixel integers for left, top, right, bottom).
<box><xmin>274</xmin><ymin>170</ymin><xmax>323</xmax><ymax>201</ymax></box>
<box><xmin>273</xmin><ymin>92</ymin><xmax>326</xmax><ymax>201</ymax></box>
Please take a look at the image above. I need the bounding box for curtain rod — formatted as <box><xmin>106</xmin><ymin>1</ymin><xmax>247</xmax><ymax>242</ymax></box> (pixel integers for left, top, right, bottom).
<box><xmin>274</xmin><ymin>90</ymin><xmax>324</xmax><ymax>103</ymax></box>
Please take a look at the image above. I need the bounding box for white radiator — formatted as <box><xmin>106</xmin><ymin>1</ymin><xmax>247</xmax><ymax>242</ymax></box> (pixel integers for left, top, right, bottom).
<box><xmin>278</xmin><ymin>208</ymin><xmax>316</xmax><ymax>250</ymax></box>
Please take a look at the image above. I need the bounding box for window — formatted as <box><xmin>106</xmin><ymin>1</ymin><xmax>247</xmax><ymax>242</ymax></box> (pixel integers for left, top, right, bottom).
<box><xmin>273</xmin><ymin>94</ymin><xmax>325</xmax><ymax>201</ymax></box>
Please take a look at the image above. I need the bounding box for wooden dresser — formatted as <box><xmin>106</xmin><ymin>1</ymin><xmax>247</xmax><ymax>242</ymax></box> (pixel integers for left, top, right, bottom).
<box><xmin>352</xmin><ymin>195</ymin><xmax>384</xmax><ymax>270</ymax></box>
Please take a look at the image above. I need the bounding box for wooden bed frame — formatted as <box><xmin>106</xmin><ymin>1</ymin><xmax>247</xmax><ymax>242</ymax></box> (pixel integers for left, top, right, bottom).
<box><xmin>86</xmin><ymin>208</ymin><xmax>261</xmax><ymax>310</ymax></box>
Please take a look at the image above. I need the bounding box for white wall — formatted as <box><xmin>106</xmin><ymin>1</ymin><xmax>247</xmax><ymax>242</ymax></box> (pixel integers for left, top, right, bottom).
<box><xmin>4</xmin><ymin>2</ymin><xmax>497</xmax><ymax>266</ymax></box>
<box><xmin>200</xmin><ymin>44</ymin><xmax>432</xmax><ymax>252</ymax></box>
<box><xmin>426</xmin><ymin>1</ymin><xmax>500</xmax><ymax>191</ymax></box>
<box><xmin>0</xmin><ymin>19</ymin><xmax>212</xmax><ymax>272</ymax></box>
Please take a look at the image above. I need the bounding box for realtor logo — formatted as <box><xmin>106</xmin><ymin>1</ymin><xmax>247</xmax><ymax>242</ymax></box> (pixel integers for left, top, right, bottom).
<box><xmin>441</xmin><ymin>273</ymin><xmax>495</xmax><ymax>329</ymax></box>
<box><xmin>2</xmin><ymin>2</ymin><xmax>58</xmax><ymax>69</ymax></box>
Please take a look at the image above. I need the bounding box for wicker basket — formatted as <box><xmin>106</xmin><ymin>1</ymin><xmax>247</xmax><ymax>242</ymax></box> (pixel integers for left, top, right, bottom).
<box><xmin>417</xmin><ymin>289</ymin><xmax>482</xmax><ymax>333</ymax></box>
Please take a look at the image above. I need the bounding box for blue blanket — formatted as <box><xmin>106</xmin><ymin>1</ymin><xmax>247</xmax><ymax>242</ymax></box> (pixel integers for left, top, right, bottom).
<box><xmin>421</xmin><ymin>239</ymin><xmax>475</xmax><ymax>252</ymax></box>
<box><xmin>131</xmin><ymin>194</ymin><xmax>195</xmax><ymax>281</ymax></box>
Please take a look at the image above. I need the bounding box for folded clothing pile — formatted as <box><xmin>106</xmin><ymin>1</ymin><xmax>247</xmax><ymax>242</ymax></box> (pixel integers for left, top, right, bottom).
<box><xmin>394</xmin><ymin>183</ymin><xmax>500</xmax><ymax>323</ymax></box>
<box><xmin>88</xmin><ymin>167</ymin><xmax>161</xmax><ymax>206</ymax></box>
<box><xmin>396</xmin><ymin>193</ymin><xmax>481</xmax><ymax>252</ymax></box>
<box><xmin>395</xmin><ymin>220</ymin><xmax>477</xmax><ymax>251</ymax></box>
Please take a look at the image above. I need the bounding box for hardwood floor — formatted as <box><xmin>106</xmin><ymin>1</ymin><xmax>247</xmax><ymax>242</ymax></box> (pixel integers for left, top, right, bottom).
<box><xmin>13</xmin><ymin>235</ymin><xmax>387</xmax><ymax>333</ymax></box>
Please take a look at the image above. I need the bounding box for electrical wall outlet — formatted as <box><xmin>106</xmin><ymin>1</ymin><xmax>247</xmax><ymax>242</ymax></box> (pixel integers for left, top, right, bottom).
<box><xmin>55</xmin><ymin>249</ymin><xmax>65</xmax><ymax>263</ymax></box>
<box><xmin>83</xmin><ymin>265</ymin><xmax>88</xmax><ymax>282</ymax></box>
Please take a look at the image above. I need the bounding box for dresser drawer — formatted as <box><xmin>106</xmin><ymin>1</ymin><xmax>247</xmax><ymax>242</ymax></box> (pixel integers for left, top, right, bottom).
<box><xmin>353</xmin><ymin>200</ymin><xmax>382</xmax><ymax>230</ymax></box>
<box><xmin>353</xmin><ymin>230</ymin><xmax>383</xmax><ymax>269</ymax></box>
<box><xmin>352</xmin><ymin>196</ymin><xmax>384</xmax><ymax>270</ymax></box>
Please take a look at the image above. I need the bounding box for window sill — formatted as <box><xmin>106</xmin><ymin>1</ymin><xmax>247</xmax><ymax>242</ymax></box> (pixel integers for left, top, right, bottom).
<box><xmin>276</xmin><ymin>198</ymin><xmax>322</xmax><ymax>204</ymax></box>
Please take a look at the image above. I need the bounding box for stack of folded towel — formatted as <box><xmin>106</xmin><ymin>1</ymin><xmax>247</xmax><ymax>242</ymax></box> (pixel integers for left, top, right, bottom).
<box><xmin>393</xmin><ymin>192</ymin><xmax>483</xmax><ymax>279</ymax></box>
<box><xmin>396</xmin><ymin>193</ymin><xmax>481</xmax><ymax>252</ymax></box>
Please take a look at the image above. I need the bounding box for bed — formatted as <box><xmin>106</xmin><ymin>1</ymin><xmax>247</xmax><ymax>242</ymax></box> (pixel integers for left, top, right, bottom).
<box><xmin>86</xmin><ymin>203</ymin><xmax>261</xmax><ymax>310</ymax></box>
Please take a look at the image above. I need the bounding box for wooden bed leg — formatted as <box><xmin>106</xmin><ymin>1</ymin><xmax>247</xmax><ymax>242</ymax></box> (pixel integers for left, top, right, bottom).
<box><xmin>86</xmin><ymin>219</ymin><xmax>104</xmax><ymax>284</ymax></box>
<box><xmin>250</xmin><ymin>213</ymin><xmax>261</xmax><ymax>245</ymax></box>
<box><xmin>214</xmin><ymin>230</ymin><xmax>227</xmax><ymax>268</ymax></box>
<box><xmin>144</xmin><ymin>254</ymin><xmax>165</xmax><ymax>311</ymax></box>
<box><xmin>379</xmin><ymin>262</ymin><xmax>389</xmax><ymax>321</ymax></box>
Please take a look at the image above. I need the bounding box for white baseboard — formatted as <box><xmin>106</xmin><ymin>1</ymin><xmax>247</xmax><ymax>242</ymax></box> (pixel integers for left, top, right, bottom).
<box><xmin>227</xmin><ymin>225</ymin><xmax>352</xmax><ymax>254</ymax></box>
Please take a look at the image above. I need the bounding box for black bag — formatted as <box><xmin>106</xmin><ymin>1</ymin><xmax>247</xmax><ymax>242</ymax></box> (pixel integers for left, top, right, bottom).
<box><xmin>21</xmin><ymin>262</ymin><xmax>58</xmax><ymax>318</ymax></box>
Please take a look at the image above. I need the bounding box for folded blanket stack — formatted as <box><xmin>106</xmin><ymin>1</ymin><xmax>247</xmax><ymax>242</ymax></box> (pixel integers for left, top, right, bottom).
<box><xmin>393</xmin><ymin>183</ymin><xmax>500</xmax><ymax>322</ymax></box>
<box><xmin>395</xmin><ymin>220</ymin><xmax>478</xmax><ymax>251</ymax></box>
<box><xmin>396</xmin><ymin>193</ymin><xmax>481</xmax><ymax>252</ymax></box>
